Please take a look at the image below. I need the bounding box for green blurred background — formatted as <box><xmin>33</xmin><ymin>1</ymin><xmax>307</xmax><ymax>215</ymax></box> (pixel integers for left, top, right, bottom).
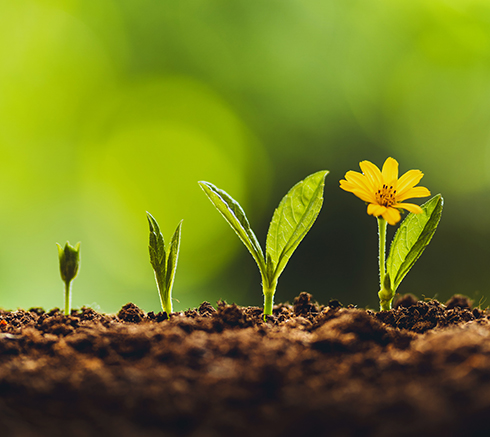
<box><xmin>1</xmin><ymin>0</ymin><xmax>490</xmax><ymax>312</ymax></box>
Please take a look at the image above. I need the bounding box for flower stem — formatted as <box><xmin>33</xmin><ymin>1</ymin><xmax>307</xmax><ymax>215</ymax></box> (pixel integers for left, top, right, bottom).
<box><xmin>377</xmin><ymin>217</ymin><xmax>387</xmax><ymax>288</ymax></box>
<box><xmin>377</xmin><ymin>217</ymin><xmax>394</xmax><ymax>311</ymax></box>
<box><xmin>64</xmin><ymin>281</ymin><xmax>72</xmax><ymax>316</ymax></box>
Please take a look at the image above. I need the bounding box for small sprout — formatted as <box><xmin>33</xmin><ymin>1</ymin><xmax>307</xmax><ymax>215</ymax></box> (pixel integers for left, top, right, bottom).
<box><xmin>147</xmin><ymin>212</ymin><xmax>182</xmax><ymax>315</ymax></box>
<box><xmin>199</xmin><ymin>170</ymin><xmax>328</xmax><ymax>320</ymax></box>
<box><xmin>56</xmin><ymin>241</ymin><xmax>81</xmax><ymax>316</ymax></box>
<box><xmin>340</xmin><ymin>157</ymin><xmax>442</xmax><ymax>310</ymax></box>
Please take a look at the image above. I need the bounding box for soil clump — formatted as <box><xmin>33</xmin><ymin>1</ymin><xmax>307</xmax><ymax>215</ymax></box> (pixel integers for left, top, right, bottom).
<box><xmin>1</xmin><ymin>292</ymin><xmax>490</xmax><ymax>436</ymax></box>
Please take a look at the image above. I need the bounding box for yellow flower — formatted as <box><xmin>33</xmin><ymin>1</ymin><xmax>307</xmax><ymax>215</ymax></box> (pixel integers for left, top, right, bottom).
<box><xmin>340</xmin><ymin>157</ymin><xmax>431</xmax><ymax>225</ymax></box>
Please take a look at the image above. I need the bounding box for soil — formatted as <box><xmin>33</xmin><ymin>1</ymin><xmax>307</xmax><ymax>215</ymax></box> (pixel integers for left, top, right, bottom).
<box><xmin>1</xmin><ymin>293</ymin><xmax>490</xmax><ymax>436</ymax></box>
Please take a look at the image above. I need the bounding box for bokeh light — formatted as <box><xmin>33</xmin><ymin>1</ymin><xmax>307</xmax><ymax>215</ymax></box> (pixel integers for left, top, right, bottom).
<box><xmin>1</xmin><ymin>0</ymin><xmax>490</xmax><ymax>312</ymax></box>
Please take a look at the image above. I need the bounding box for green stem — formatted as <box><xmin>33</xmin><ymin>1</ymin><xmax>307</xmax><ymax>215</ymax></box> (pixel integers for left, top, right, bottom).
<box><xmin>163</xmin><ymin>288</ymin><xmax>172</xmax><ymax>315</ymax></box>
<box><xmin>377</xmin><ymin>217</ymin><xmax>394</xmax><ymax>311</ymax></box>
<box><xmin>377</xmin><ymin>217</ymin><xmax>387</xmax><ymax>288</ymax></box>
<box><xmin>64</xmin><ymin>281</ymin><xmax>72</xmax><ymax>316</ymax></box>
<box><xmin>156</xmin><ymin>272</ymin><xmax>172</xmax><ymax>314</ymax></box>
<box><xmin>262</xmin><ymin>278</ymin><xmax>278</xmax><ymax>320</ymax></box>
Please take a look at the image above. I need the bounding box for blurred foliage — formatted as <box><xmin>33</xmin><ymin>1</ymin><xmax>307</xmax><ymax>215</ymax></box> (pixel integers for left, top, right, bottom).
<box><xmin>0</xmin><ymin>0</ymin><xmax>490</xmax><ymax>311</ymax></box>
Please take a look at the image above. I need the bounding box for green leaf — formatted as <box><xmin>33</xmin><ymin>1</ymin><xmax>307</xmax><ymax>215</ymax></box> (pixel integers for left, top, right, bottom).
<box><xmin>386</xmin><ymin>194</ymin><xmax>443</xmax><ymax>291</ymax></box>
<box><xmin>147</xmin><ymin>212</ymin><xmax>165</xmax><ymax>269</ymax></box>
<box><xmin>266</xmin><ymin>170</ymin><xmax>329</xmax><ymax>280</ymax></box>
<box><xmin>198</xmin><ymin>181</ymin><xmax>266</xmax><ymax>273</ymax></box>
<box><xmin>165</xmin><ymin>220</ymin><xmax>183</xmax><ymax>294</ymax></box>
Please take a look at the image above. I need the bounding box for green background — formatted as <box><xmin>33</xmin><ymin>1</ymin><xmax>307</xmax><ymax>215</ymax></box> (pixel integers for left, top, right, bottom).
<box><xmin>1</xmin><ymin>0</ymin><xmax>489</xmax><ymax>312</ymax></box>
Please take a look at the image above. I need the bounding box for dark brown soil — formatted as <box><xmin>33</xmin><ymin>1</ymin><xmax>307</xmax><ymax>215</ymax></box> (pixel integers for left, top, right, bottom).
<box><xmin>1</xmin><ymin>293</ymin><xmax>490</xmax><ymax>436</ymax></box>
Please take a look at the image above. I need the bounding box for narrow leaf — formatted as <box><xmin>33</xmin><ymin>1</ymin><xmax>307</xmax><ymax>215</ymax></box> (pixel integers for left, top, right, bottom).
<box><xmin>386</xmin><ymin>194</ymin><xmax>443</xmax><ymax>291</ymax></box>
<box><xmin>165</xmin><ymin>220</ymin><xmax>183</xmax><ymax>294</ymax></box>
<box><xmin>199</xmin><ymin>181</ymin><xmax>266</xmax><ymax>272</ymax></box>
<box><xmin>266</xmin><ymin>170</ymin><xmax>329</xmax><ymax>280</ymax></box>
<box><xmin>147</xmin><ymin>211</ymin><xmax>165</xmax><ymax>268</ymax></box>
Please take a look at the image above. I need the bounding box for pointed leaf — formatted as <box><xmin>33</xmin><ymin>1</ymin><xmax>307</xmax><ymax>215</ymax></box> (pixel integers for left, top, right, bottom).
<box><xmin>165</xmin><ymin>220</ymin><xmax>183</xmax><ymax>294</ymax></box>
<box><xmin>387</xmin><ymin>194</ymin><xmax>443</xmax><ymax>291</ymax></box>
<box><xmin>266</xmin><ymin>170</ymin><xmax>329</xmax><ymax>280</ymax></box>
<box><xmin>147</xmin><ymin>211</ymin><xmax>165</xmax><ymax>268</ymax></box>
<box><xmin>199</xmin><ymin>181</ymin><xmax>266</xmax><ymax>273</ymax></box>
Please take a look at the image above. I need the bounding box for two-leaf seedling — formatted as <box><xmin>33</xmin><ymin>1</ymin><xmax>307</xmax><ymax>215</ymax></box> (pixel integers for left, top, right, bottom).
<box><xmin>199</xmin><ymin>170</ymin><xmax>329</xmax><ymax>319</ymax></box>
<box><xmin>379</xmin><ymin>195</ymin><xmax>443</xmax><ymax>310</ymax></box>
<box><xmin>147</xmin><ymin>212</ymin><xmax>182</xmax><ymax>314</ymax></box>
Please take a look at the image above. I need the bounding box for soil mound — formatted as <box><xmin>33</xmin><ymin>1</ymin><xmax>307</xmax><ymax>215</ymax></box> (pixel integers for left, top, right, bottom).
<box><xmin>1</xmin><ymin>293</ymin><xmax>490</xmax><ymax>436</ymax></box>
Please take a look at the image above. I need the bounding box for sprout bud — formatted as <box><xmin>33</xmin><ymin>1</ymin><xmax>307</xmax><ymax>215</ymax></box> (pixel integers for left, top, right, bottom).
<box><xmin>56</xmin><ymin>241</ymin><xmax>81</xmax><ymax>315</ymax></box>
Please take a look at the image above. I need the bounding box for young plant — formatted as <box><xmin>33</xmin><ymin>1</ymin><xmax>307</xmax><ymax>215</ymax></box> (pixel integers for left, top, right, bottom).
<box><xmin>199</xmin><ymin>170</ymin><xmax>328</xmax><ymax>318</ymax></box>
<box><xmin>147</xmin><ymin>212</ymin><xmax>182</xmax><ymax>314</ymax></box>
<box><xmin>340</xmin><ymin>157</ymin><xmax>443</xmax><ymax>310</ymax></box>
<box><xmin>56</xmin><ymin>241</ymin><xmax>81</xmax><ymax>316</ymax></box>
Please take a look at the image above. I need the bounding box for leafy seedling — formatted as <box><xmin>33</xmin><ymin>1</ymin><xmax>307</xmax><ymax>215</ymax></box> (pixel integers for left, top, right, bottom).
<box><xmin>199</xmin><ymin>170</ymin><xmax>328</xmax><ymax>319</ymax></box>
<box><xmin>56</xmin><ymin>241</ymin><xmax>81</xmax><ymax>316</ymax></box>
<box><xmin>147</xmin><ymin>212</ymin><xmax>182</xmax><ymax>314</ymax></box>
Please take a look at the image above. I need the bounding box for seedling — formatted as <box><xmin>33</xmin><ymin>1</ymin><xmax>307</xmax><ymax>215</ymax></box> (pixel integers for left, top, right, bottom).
<box><xmin>199</xmin><ymin>170</ymin><xmax>328</xmax><ymax>319</ymax></box>
<box><xmin>340</xmin><ymin>157</ymin><xmax>443</xmax><ymax>310</ymax></box>
<box><xmin>56</xmin><ymin>241</ymin><xmax>81</xmax><ymax>316</ymax></box>
<box><xmin>147</xmin><ymin>212</ymin><xmax>182</xmax><ymax>314</ymax></box>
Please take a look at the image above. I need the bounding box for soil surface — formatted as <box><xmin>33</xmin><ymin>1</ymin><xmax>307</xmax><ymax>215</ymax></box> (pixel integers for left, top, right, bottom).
<box><xmin>1</xmin><ymin>293</ymin><xmax>490</xmax><ymax>436</ymax></box>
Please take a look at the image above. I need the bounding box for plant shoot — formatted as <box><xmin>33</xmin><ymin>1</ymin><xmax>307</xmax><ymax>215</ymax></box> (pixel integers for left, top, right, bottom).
<box><xmin>147</xmin><ymin>212</ymin><xmax>182</xmax><ymax>314</ymax></box>
<box><xmin>199</xmin><ymin>170</ymin><xmax>328</xmax><ymax>319</ymax></box>
<box><xmin>56</xmin><ymin>241</ymin><xmax>81</xmax><ymax>316</ymax></box>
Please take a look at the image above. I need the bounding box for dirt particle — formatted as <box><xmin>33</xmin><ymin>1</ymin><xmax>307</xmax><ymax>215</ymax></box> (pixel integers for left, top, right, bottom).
<box><xmin>117</xmin><ymin>303</ymin><xmax>145</xmax><ymax>323</ymax></box>
<box><xmin>213</xmin><ymin>301</ymin><xmax>254</xmax><ymax>329</ymax></box>
<box><xmin>445</xmin><ymin>294</ymin><xmax>473</xmax><ymax>310</ymax></box>
<box><xmin>393</xmin><ymin>293</ymin><xmax>418</xmax><ymax>308</ymax></box>
<box><xmin>147</xmin><ymin>311</ymin><xmax>168</xmax><ymax>322</ymax></box>
<box><xmin>293</xmin><ymin>292</ymin><xmax>318</xmax><ymax>316</ymax></box>
<box><xmin>198</xmin><ymin>301</ymin><xmax>216</xmax><ymax>317</ymax></box>
<box><xmin>327</xmin><ymin>299</ymin><xmax>343</xmax><ymax>309</ymax></box>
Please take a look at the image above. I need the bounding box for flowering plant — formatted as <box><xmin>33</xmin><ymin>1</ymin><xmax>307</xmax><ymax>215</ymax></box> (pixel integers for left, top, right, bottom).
<box><xmin>341</xmin><ymin>158</ymin><xmax>443</xmax><ymax>310</ymax></box>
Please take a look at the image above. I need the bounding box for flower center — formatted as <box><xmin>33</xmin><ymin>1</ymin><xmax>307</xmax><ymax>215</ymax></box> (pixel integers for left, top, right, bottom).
<box><xmin>376</xmin><ymin>184</ymin><xmax>396</xmax><ymax>207</ymax></box>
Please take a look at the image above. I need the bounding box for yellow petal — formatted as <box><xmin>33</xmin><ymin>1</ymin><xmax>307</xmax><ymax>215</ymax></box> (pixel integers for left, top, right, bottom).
<box><xmin>393</xmin><ymin>203</ymin><xmax>423</xmax><ymax>214</ymax></box>
<box><xmin>343</xmin><ymin>171</ymin><xmax>376</xmax><ymax>201</ymax></box>
<box><xmin>353</xmin><ymin>190</ymin><xmax>376</xmax><ymax>203</ymax></box>
<box><xmin>340</xmin><ymin>179</ymin><xmax>352</xmax><ymax>187</ymax></box>
<box><xmin>339</xmin><ymin>180</ymin><xmax>358</xmax><ymax>193</ymax></box>
<box><xmin>382</xmin><ymin>207</ymin><xmax>401</xmax><ymax>225</ymax></box>
<box><xmin>396</xmin><ymin>170</ymin><xmax>423</xmax><ymax>198</ymax></box>
<box><xmin>381</xmin><ymin>157</ymin><xmax>399</xmax><ymax>185</ymax></box>
<box><xmin>367</xmin><ymin>203</ymin><xmax>386</xmax><ymax>217</ymax></box>
<box><xmin>341</xmin><ymin>182</ymin><xmax>375</xmax><ymax>202</ymax></box>
<box><xmin>345</xmin><ymin>171</ymin><xmax>373</xmax><ymax>193</ymax></box>
<box><xmin>359</xmin><ymin>160</ymin><xmax>383</xmax><ymax>190</ymax></box>
<box><xmin>397</xmin><ymin>186</ymin><xmax>430</xmax><ymax>202</ymax></box>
